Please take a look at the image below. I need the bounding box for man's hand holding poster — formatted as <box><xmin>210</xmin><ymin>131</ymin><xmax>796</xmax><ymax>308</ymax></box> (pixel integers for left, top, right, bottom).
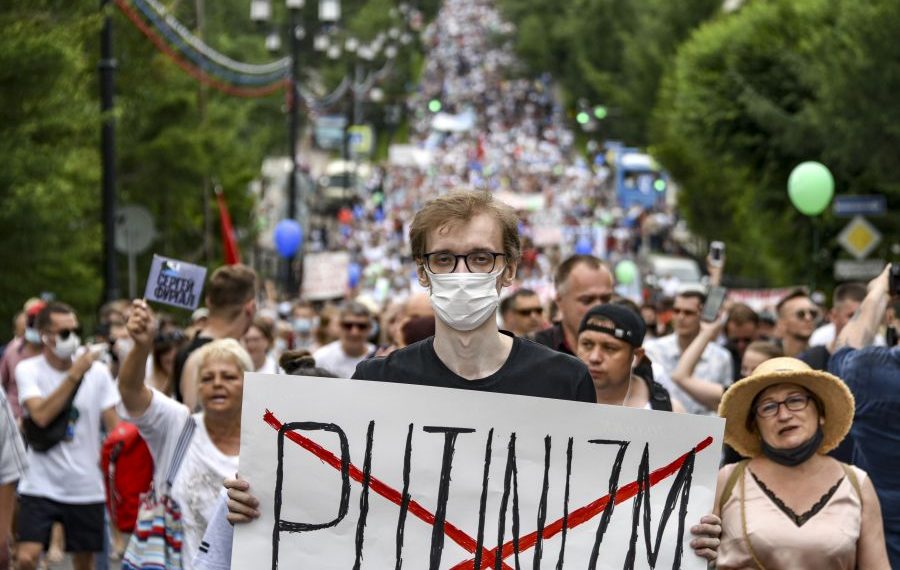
<box><xmin>234</xmin><ymin>374</ymin><xmax>724</xmax><ymax>569</ymax></box>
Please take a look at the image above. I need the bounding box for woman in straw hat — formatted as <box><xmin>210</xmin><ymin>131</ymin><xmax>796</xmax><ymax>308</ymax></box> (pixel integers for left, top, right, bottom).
<box><xmin>713</xmin><ymin>357</ymin><xmax>889</xmax><ymax>569</ymax></box>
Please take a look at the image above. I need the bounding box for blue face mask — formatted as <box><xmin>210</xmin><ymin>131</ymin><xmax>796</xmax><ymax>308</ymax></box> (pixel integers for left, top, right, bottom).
<box><xmin>293</xmin><ymin>318</ymin><xmax>313</xmax><ymax>334</ymax></box>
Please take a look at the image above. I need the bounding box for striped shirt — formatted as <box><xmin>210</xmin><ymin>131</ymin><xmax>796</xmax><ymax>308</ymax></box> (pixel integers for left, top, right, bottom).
<box><xmin>0</xmin><ymin>384</ymin><xmax>27</xmax><ymax>485</ymax></box>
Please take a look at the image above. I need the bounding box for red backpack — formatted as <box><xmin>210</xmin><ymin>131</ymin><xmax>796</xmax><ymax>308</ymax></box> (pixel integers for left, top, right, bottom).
<box><xmin>101</xmin><ymin>422</ymin><xmax>154</xmax><ymax>533</ymax></box>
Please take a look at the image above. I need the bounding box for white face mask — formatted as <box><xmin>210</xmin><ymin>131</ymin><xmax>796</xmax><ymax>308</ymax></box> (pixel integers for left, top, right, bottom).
<box><xmin>50</xmin><ymin>333</ymin><xmax>80</xmax><ymax>360</ymax></box>
<box><xmin>425</xmin><ymin>267</ymin><xmax>503</xmax><ymax>332</ymax></box>
<box><xmin>114</xmin><ymin>337</ymin><xmax>134</xmax><ymax>362</ymax></box>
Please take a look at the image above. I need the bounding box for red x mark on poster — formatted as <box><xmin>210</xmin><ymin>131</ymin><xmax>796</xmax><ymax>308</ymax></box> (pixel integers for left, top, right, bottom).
<box><xmin>264</xmin><ymin>410</ymin><xmax>713</xmax><ymax>569</ymax></box>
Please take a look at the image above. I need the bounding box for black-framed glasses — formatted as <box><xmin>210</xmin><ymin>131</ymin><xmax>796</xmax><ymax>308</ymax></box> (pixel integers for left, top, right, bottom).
<box><xmin>341</xmin><ymin>321</ymin><xmax>371</xmax><ymax>332</ymax></box>
<box><xmin>755</xmin><ymin>394</ymin><xmax>812</xmax><ymax>418</ymax></box>
<box><xmin>423</xmin><ymin>251</ymin><xmax>507</xmax><ymax>274</ymax></box>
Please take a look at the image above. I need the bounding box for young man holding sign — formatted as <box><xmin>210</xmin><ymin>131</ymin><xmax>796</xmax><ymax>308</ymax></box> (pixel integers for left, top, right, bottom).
<box><xmin>224</xmin><ymin>191</ymin><xmax>722</xmax><ymax>564</ymax></box>
<box><xmin>353</xmin><ymin>191</ymin><xmax>595</xmax><ymax>401</ymax></box>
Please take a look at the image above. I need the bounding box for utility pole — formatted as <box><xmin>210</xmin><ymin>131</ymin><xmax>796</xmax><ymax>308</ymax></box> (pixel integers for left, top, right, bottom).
<box><xmin>100</xmin><ymin>0</ymin><xmax>119</xmax><ymax>302</ymax></box>
<box><xmin>196</xmin><ymin>0</ymin><xmax>213</xmax><ymax>267</ymax></box>
<box><xmin>285</xmin><ymin>6</ymin><xmax>301</xmax><ymax>297</ymax></box>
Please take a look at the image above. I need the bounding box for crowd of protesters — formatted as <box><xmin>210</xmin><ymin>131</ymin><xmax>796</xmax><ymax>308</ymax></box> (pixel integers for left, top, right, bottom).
<box><xmin>1</xmin><ymin>0</ymin><xmax>899</xmax><ymax>568</ymax></box>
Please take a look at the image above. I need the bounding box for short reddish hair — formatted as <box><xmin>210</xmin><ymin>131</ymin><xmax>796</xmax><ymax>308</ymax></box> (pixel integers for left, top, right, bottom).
<box><xmin>409</xmin><ymin>191</ymin><xmax>521</xmax><ymax>264</ymax></box>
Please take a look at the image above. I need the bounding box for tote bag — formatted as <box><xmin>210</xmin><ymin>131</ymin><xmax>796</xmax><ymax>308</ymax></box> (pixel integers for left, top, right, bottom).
<box><xmin>121</xmin><ymin>416</ymin><xmax>196</xmax><ymax>570</ymax></box>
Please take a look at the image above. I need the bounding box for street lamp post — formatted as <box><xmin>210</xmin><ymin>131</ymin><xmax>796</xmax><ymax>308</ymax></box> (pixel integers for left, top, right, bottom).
<box><xmin>100</xmin><ymin>0</ymin><xmax>119</xmax><ymax>302</ymax></box>
<box><xmin>254</xmin><ymin>0</ymin><xmax>342</xmax><ymax>297</ymax></box>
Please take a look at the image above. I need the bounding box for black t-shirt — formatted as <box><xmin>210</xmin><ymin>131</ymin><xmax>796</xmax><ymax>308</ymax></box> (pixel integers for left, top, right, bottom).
<box><xmin>354</xmin><ymin>333</ymin><xmax>597</xmax><ymax>404</ymax></box>
<box><xmin>171</xmin><ymin>333</ymin><xmax>214</xmax><ymax>403</ymax></box>
<box><xmin>530</xmin><ymin>323</ymin><xmax>574</xmax><ymax>356</ymax></box>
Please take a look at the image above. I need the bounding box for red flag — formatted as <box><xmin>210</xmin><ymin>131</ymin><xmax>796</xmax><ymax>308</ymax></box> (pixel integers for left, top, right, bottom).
<box><xmin>215</xmin><ymin>187</ymin><xmax>241</xmax><ymax>265</ymax></box>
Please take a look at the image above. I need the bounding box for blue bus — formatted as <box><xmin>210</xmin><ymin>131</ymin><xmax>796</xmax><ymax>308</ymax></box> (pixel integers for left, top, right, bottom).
<box><xmin>608</xmin><ymin>147</ymin><xmax>669</xmax><ymax>210</ymax></box>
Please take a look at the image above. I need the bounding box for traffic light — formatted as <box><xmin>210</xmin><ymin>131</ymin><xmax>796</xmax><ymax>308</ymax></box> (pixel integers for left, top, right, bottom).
<box><xmin>428</xmin><ymin>99</ymin><xmax>442</xmax><ymax>113</ymax></box>
<box><xmin>593</xmin><ymin>105</ymin><xmax>608</xmax><ymax>120</ymax></box>
<box><xmin>576</xmin><ymin>111</ymin><xmax>590</xmax><ymax>125</ymax></box>
<box><xmin>654</xmin><ymin>177</ymin><xmax>667</xmax><ymax>192</ymax></box>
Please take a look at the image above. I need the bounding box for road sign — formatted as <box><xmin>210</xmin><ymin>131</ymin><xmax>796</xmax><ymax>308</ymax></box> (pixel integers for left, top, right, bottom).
<box><xmin>834</xmin><ymin>259</ymin><xmax>885</xmax><ymax>280</ymax></box>
<box><xmin>114</xmin><ymin>205</ymin><xmax>156</xmax><ymax>255</ymax></box>
<box><xmin>314</xmin><ymin>116</ymin><xmax>347</xmax><ymax>150</ymax></box>
<box><xmin>837</xmin><ymin>216</ymin><xmax>881</xmax><ymax>260</ymax></box>
<box><xmin>833</xmin><ymin>195</ymin><xmax>887</xmax><ymax>217</ymax></box>
<box><xmin>115</xmin><ymin>205</ymin><xmax>157</xmax><ymax>299</ymax></box>
<box><xmin>348</xmin><ymin>124</ymin><xmax>374</xmax><ymax>157</ymax></box>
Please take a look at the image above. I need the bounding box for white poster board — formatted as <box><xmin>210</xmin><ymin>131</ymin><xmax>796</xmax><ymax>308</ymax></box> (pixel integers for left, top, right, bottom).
<box><xmin>234</xmin><ymin>374</ymin><xmax>724</xmax><ymax>570</ymax></box>
<box><xmin>301</xmin><ymin>251</ymin><xmax>350</xmax><ymax>300</ymax></box>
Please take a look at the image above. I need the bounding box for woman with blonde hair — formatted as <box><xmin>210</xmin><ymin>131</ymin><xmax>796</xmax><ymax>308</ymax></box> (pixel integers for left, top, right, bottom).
<box><xmin>118</xmin><ymin>300</ymin><xmax>252</xmax><ymax>569</ymax></box>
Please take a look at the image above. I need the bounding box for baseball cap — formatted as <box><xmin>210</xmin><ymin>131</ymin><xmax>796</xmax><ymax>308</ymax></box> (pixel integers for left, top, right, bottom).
<box><xmin>578</xmin><ymin>304</ymin><xmax>646</xmax><ymax>347</ymax></box>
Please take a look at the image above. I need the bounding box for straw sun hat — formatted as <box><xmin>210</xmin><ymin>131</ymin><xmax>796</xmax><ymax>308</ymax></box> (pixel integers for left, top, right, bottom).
<box><xmin>718</xmin><ymin>357</ymin><xmax>855</xmax><ymax>458</ymax></box>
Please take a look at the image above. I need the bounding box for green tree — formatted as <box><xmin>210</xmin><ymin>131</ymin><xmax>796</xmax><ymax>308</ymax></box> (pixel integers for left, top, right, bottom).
<box><xmin>652</xmin><ymin>0</ymin><xmax>828</xmax><ymax>285</ymax></box>
<box><xmin>654</xmin><ymin>0</ymin><xmax>899</xmax><ymax>286</ymax></box>
<box><xmin>0</xmin><ymin>3</ymin><xmax>104</xmax><ymax>337</ymax></box>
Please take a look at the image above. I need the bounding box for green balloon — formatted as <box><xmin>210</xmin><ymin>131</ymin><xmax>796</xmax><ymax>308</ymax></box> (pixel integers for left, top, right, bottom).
<box><xmin>787</xmin><ymin>161</ymin><xmax>834</xmax><ymax>216</ymax></box>
<box><xmin>615</xmin><ymin>260</ymin><xmax>638</xmax><ymax>285</ymax></box>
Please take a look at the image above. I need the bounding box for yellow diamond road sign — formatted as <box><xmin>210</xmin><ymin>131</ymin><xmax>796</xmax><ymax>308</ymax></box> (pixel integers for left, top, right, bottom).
<box><xmin>838</xmin><ymin>216</ymin><xmax>881</xmax><ymax>260</ymax></box>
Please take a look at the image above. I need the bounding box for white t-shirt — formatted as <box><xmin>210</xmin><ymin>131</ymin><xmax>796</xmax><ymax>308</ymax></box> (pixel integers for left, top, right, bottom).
<box><xmin>15</xmin><ymin>355</ymin><xmax>119</xmax><ymax>503</ymax></box>
<box><xmin>193</xmin><ymin>491</ymin><xmax>232</xmax><ymax>570</ymax></box>
<box><xmin>120</xmin><ymin>391</ymin><xmax>238</xmax><ymax>570</ymax></box>
<box><xmin>810</xmin><ymin>322</ymin><xmax>886</xmax><ymax>347</ymax></box>
<box><xmin>313</xmin><ymin>340</ymin><xmax>374</xmax><ymax>379</ymax></box>
<box><xmin>256</xmin><ymin>354</ymin><xmax>281</xmax><ymax>375</ymax></box>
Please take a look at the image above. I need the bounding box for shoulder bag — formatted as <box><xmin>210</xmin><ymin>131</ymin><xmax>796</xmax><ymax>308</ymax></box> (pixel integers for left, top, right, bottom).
<box><xmin>22</xmin><ymin>376</ymin><xmax>84</xmax><ymax>452</ymax></box>
<box><xmin>122</xmin><ymin>415</ymin><xmax>197</xmax><ymax>570</ymax></box>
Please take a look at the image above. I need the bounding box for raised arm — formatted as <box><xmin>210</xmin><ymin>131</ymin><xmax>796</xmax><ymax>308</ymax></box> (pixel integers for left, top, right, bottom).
<box><xmin>670</xmin><ymin>317</ymin><xmax>726</xmax><ymax>411</ymax></box>
<box><xmin>835</xmin><ymin>264</ymin><xmax>891</xmax><ymax>351</ymax></box>
<box><xmin>119</xmin><ymin>299</ymin><xmax>156</xmax><ymax>416</ymax></box>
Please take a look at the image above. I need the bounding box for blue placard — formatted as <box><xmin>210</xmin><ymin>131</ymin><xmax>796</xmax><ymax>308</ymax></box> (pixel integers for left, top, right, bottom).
<box><xmin>833</xmin><ymin>195</ymin><xmax>886</xmax><ymax>217</ymax></box>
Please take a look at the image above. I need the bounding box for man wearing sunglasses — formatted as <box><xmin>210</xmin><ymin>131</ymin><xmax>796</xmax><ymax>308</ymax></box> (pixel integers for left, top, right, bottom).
<box><xmin>312</xmin><ymin>301</ymin><xmax>375</xmax><ymax>379</ymax></box>
<box><xmin>643</xmin><ymin>290</ymin><xmax>733</xmax><ymax>415</ymax></box>
<box><xmin>774</xmin><ymin>288</ymin><xmax>820</xmax><ymax>358</ymax></box>
<box><xmin>499</xmin><ymin>288</ymin><xmax>545</xmax><ymax>337</ymax></box>
<box><xmin>14</xmin><ymin>302</ymin><xmax>119</xmax><ymax>570</ymax></box>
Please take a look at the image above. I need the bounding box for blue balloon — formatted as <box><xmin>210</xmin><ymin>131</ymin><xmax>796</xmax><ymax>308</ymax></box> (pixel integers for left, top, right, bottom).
<box><xmin>348</xmin><ymin>262</ymin><xmax>362</xmax><ymax>288</ymax></box>
<box><xmin>273</xmin><ymin>220</ymin><xmax>303</xmax><ymax>258</ymax></box>
<box><xmin>574</xmin><ymin>237</ymin><xmax>593</xmax><ymax>255</ymax></box>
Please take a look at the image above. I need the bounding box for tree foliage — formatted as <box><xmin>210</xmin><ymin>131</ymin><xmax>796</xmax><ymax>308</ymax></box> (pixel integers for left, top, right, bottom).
<box><xmin>0</xmin><ymin>3</ymin><xmax>104</xmax><ymax>333</ymax></box>
<box><xmin>0</xmin><ymin>0</ymin><xmax>425</xmax><ymax>340</ymax></box>
<box><xmin>500</xmin><ymin>0</ymin><xmax>899</xmax><ymax>287</ymax></box>
<box><xmin>654</xmin><ymin>0</ymin><xmax>899</xmax><ymax>286</ymax></box>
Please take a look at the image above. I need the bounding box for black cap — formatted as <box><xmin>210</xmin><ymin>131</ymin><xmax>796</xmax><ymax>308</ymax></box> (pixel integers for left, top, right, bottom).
<box><xmin>578</xmin><ymin>304</ymin><xmax>646</xmax><ymax>347</ymax></box>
